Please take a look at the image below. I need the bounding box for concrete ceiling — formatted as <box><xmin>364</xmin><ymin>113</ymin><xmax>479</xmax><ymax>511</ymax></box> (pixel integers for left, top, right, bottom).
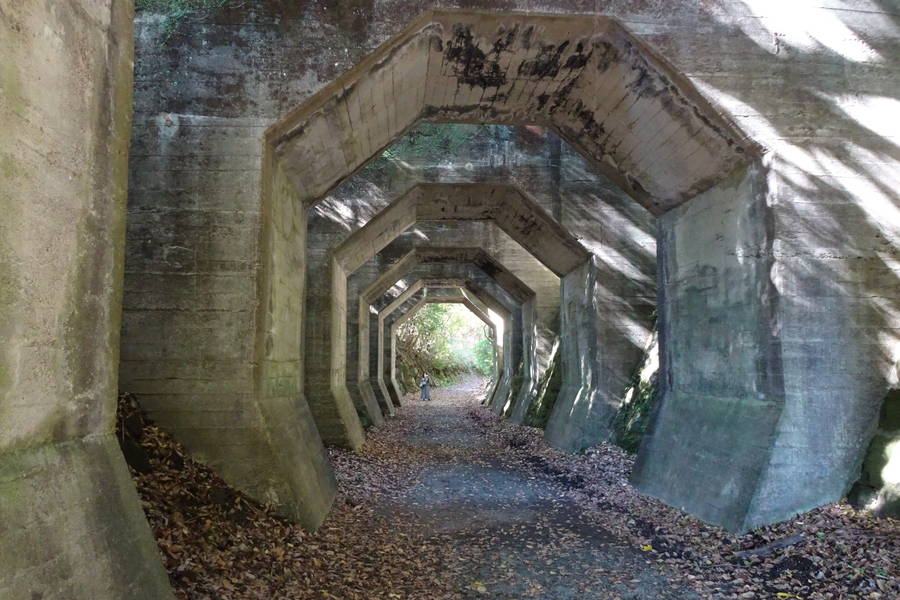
<box><xmin>362</xmin><ymin>246</ymin><xmax>535</xmax><ymax>305</ymax></box>
<box><xmin>270</xmin><ymin>10</ymin><xmax>758</xmax><ymax>214</ymax></box>
<box><xmin>333</xmin><ymin>182</ymin><xmax>590</xmax><ymax>277</ymax></box>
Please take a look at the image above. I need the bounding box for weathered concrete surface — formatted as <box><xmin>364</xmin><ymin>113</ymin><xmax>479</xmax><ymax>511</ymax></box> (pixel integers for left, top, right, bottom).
<box><xmin>0</xmin><ymin>0</ymin><xmax>173</xmax><ymax>596</ymax></box>
<box><xmin>0</xmin><ymin>437</ymin><xmax>173</xmax><ymax>599</ymax></box>
<box><xmin>546</xmin><ymin>258</ymin><xmax>614</xmax><ymax>452</ymax></box>
<box><xmin>272</xmin><ymin>11</ymin><xmax>755</xmax><ymax>211</ymax></box>
<box><xmin>333</xmin><ymin>183</ymin><xmax>588</xmax><ymax>276</ymax></box>
<box><xmin>636</xmin><ymin>151</ymin><xmax>897</xmax><ymax>532</ymax></box>
<box><xmin>127</xmin><ymin>0</ymin><xmax>899</xmax><ymax>533</ymax></box>
<box><xmin>122</xmin><ymin>147</ymin><xmax>337</xmax><ymax>528</ymax></box>
<box><xmin>255</xmin><ymin>161</ymin><xmax>337</xmax><ymax>527</ymax></box>
<box><xmin>632</xmin><ymin>164</ymin><xmax>785</xmax><ymax>532</ymax></box>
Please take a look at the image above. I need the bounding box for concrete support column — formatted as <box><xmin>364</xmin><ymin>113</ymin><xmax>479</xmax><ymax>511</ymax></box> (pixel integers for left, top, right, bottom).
<box><xmin>631</xmin><ymin>164</ymin><xmax>787</xmax><ymax>532</ymax></box>
<box><xmin>545</xmin><ymin>258</ymin><xmax>615</xmax><ymax>452</ymax></box>
<box><xmin>503</xmin><ymin>297</ymin><xmax>539</xmax><ymax>421</ymax></box>
<box><xmin>0</xmin><ymin>1</ymin><xmax>172</xmax><ymax>596</ymax></box>
<box><xmin>385</xmin><ymin>289</ymin><xmax>428</xmax><ymax>402</ymax></box>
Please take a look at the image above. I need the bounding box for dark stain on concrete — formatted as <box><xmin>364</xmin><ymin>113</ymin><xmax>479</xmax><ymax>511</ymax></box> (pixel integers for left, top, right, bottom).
<box><xmin>444</xmin><ymin>25</ymin><xmax>507</xmax><ymax>88</ymax></box>
<box><xmin>517</xmin><ymin>41</ymin><xmax>570</xmax><ymax>79</ymax></box>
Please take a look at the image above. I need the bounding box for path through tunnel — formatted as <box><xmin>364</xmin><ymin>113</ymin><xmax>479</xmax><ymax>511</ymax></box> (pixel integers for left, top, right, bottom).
<box><xmin>4</xmin><ymin>2</ymin><xmax>899</xmax><ymax>598</ymax></box>
<box><xmin>391</xmin><ymin>297</ymin><xmax>499</xmax><ymax>398</ymax></box>
<box><xmin>115</xmin><ymin>7</ymin><xmax>898</xmax><ymax>596</ymax></box>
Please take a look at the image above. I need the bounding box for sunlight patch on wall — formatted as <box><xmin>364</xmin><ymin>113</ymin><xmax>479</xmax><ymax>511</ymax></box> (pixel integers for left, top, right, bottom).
<box><xmin>828</xmin><ymin>94</ymin><xmax>900</xmax><ymax>143</ymax></box>
<box><xmin>741</xmin><ymin>0</ymin><xmax>883</xmax><ymax>62</ymax></box>
<box><xmin>488</xmin><ymin>309</ymin><xmax>504</xmax><ymax>347</ymax></box>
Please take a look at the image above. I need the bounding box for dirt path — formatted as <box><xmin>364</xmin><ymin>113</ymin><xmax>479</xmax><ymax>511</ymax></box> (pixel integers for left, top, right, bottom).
<box><xmin>329</xmin><ymin>377</ymin><xmax>697</xmax><ymax>599</ymax></box>
<box><xmin>129</xmin><ymin>378</ymin><xmax>898</xmax><ymax>599</ymax></box>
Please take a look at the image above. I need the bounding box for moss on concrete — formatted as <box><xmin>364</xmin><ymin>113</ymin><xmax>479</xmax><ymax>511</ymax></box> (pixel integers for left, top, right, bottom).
<box><xmin>614</xmin><ymin>373</ymin><xmax>657</xmax><ymax>454</ymax></box>
<box><xmin>850</xmin><ymin>389</ymin><xmax>900</xmax><ymax>518</ymax></box>
<box><xmin>0</xmin><ymin>61</ymin><xmax>22</xmax><ymax>113</ymax></box>
<box><xmin>525</xmin><ymin>348</ymin><xmax>561</xmax><ymax>429</ymax></box>
<box><xmin>0</xmin><ymin>436</ymin><xmax>174</xmax><ymax>597</ymax></box>
<box><xmin>136</xmin><ymin>0</ymin><xmax>234</xmax><ymax>40</ymax></box>
<box><xmin>506</xmin><ymin>361</ymin><xmax>527</xmax><ymax>419</ymax></box>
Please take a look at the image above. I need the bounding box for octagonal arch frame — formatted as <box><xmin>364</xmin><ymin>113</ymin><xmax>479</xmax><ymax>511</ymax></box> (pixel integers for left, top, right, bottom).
<box><xmin>267</xmin><ymin>10</ymin><xmax>758</xmax><ymax>213</ymax></box>
<box><xmin>253</xmin><ymin>10</ymin><xmax>855</xmax><ymax>533</ymax></box>
<box><xmin>358</xmin><ymin>247</ymin><xmax>534</xmax><ymax>428</ymax></box>
<box><xmin>377</xmin><ymin>278</ymin><xmax>515</xmax><ymax>412</ymax></box>
<box><xmin>388</xmin><ymin>288</ymin><xmax>500</xmax><ymax>402</ymax></box>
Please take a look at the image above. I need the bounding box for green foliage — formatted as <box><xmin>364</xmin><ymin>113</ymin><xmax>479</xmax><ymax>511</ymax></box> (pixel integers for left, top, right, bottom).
<box><xmin>609</xmin><ymin>322</ymin><xmax>660</xmax><ymax>453</ymax></box>
<box><xmin>361</xmin><ymin>123</ymin><xmax>489</xmax><ymax>179</ymax></box>
<box><xmin>136</xmin><ymin>0</ymin><xmax>233</xmax><ymax>41</ymax></box>
<box><xmin>395</xmin><ymin>303</ymin><xmax>493</xmax><ymax>391</ymax></box>
<box><xmin>472</xmin><ymin>338</ymin><xmax>495</xmax><ymax>377</ymax></box>
<box><xmin>383</xmin><ymin>124</ymin><xmax>488</xmax><ymax>162</ymax></box>
<box><xmin>613</xmin><ymin>374</ymin><xmax>657</xmax><ymax>453</ymax></box>
<box><xmin>505</xmin><ymin>360</ymin><xmax>526</xmax><ymax>418</ymax></box>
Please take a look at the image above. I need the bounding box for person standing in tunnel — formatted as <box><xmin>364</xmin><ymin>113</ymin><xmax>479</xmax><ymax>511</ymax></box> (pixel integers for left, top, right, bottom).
<box><xmin>419</xmin><ymin>373</ymin><xmax>431</xmax><ymax>401</ymax></box>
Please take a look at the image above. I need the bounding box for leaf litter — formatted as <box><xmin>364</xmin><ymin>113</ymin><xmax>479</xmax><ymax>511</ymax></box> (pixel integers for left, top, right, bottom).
<box><xmin>118</xmin><ymin>379</ymin><xmax>898</xmax><ymax>599</ymax></box>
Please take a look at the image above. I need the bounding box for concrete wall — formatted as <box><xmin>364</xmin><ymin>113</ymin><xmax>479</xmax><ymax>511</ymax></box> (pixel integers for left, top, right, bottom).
<box><xmin>0</xmin><ymin>1</ymin><xmax>173</xmax><ymax>596</ymax></box>
<box><xmin>125</xmin><ymin>3</ymin><xmax>655</xmax><ymax>463</ymax></box>
<box><xmin>546</xmin><ymin>258</ymin><xmax>615</xmax><ymax>452</ymax></box>
<box><xmin>122</xmin><ymin>23</ymin><xmax>337</xmax><ymax>529</ymax></box>
<box><xmin>125</xmin><ymin>0</ymin><xmax>898</xmax><ymax>532</ymax></box>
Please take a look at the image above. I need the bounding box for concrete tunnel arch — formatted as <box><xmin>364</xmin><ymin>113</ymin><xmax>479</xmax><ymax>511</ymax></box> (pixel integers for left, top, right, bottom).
<box><xmin>253</xmin><ymin>10</ymin><xmax>776</xmax><ymax>532</ymax></box>
<box><xmin>255</xmin><ymin>9</ymin><xmax>862</xmax><ymax>533</ymax></box>
<box><xmin>313</xmin><ymin>241</ymin><xmax>530</xmax><ymax>438</ymax></box>
<box><xmin>355</xmin><ymin>247</ymin><xmax>534</xmax><ymax>432</ymax></box>
<box><xmin>11</xmin><ymin>5</ymin><xmax>897</xmax><ymax>597</ymax></box>
<box><xmin>377</xmin><ymin>279</ymin><xmax>516</xmax><ymax>412</ymax></box>
<box><xmin>377</xmin><ymin>269</ymin><xmax>521</xmax><ymax>416</ymax></box>
<box><xmin>317</xmin><ymin>182</ymin><xmax>590</xmax><ymax>447</ymax></box>
<box><xmin>351</xmin><ymin>222</ymin><xmax>560</xmax><ymax>431</ymax></box>
<box><xmin>387</xmin><ymin>288</ymin><xmax>500</xmax><ymax>400</ymax></box>
<box><xmin>267</xmin><ymin>10</ymin><xmax>757</xmax><ymax>212</ymax></box>
<box><xmin>376</xmin><ymin>279</ymin><xmax>511</xmax><ymax>410</ymax></box>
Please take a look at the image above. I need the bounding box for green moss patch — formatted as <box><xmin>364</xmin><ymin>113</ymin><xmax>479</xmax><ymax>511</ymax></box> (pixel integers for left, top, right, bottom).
<box><xmin>136</xmin><ymin>0</ymin><xmax>234</xmax><ymax>41</ymax></box>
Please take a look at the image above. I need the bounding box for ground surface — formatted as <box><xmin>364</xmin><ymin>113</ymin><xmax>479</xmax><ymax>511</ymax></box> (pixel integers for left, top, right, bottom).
<box><xmin>123</xmin><ymin>378</ymin><xmax>899</xmax><ymax>599</ymax></box>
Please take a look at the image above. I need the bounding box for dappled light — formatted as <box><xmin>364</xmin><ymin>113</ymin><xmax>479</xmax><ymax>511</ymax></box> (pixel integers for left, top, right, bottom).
<box><xmin>395</xmin><ymin>303</ymin><xmax>496</xmax><ymax>392</ymax></box>
<box><xmin>5</xmin><ymin>2</ymin><xmax>899</xmax><ymax>599</ymax></box>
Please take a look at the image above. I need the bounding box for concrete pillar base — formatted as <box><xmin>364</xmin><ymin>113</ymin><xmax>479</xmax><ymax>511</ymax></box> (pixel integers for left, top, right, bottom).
<box><xmin>0</xmin><ymin>437</ymin><xmax>173</xmax><ymax>598</ymax></box>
